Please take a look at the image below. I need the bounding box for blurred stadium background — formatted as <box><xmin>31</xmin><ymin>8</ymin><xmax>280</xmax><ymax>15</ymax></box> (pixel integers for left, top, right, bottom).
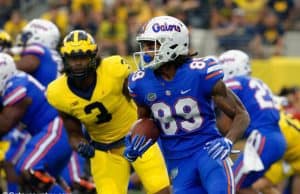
<box><xmin>1</xmin><ymin>0</ymin><xmax>300</xmax><ymax>193</ymax></box>
<box><xmin>1</xmin><ymin>0</ymin><xmax>300</xmax><ymax>95</ymax></box>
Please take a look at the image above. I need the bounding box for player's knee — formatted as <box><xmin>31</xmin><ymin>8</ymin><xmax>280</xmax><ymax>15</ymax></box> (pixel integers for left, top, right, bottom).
<box><xmin>21</xmin><ymin>169</ymin><xmax>56</xmax><ymax>192</ymax></box>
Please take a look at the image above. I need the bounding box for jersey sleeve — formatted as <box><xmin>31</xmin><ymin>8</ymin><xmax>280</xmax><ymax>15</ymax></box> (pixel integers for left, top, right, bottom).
<box><xmin>225</xmin><ymin>78</ymin><xmax>243</xmax><ymax>95</ymax></box>
<box><xmin>201</xmin><ymin>56</ymin><xmax>224</xmax><ymax>94</ymax></box>
<box><xmin>101</xmin><ymin>55</ymin><xmax>132</xmax><ymax>79</ymax></box>
<box><xmin>128</xmin><ymin>71</ymin><xmax>146</xmax><ymax>106</ymax></box>
<box><xmin>21</xmin><ymin>44</ymin><xmax>45</xmax><ymax>57</ymax></box>
<box><xmin>2</xmin><ymin>79</ymin><xmax>27</xmax><ymax>106</ymax></box>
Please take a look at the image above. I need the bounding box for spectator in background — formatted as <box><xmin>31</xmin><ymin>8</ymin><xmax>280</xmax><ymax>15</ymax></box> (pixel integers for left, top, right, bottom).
<box><xmin>181</xmin><ymin>0</ymin><xmax>214</xmax><ymax>56</ymax></box>
<box><xmin>69</xmin><ymin>0</ymin><xmax>102</xmax><ymax>36</ymax></box>
<box><xmin>250</xmin><ymin>9</ymin><xmax>285</xmax><ymax>58</ymax></box>
<box><xmin>96</xmin><ymin>9</ymin><xmax>127</xmax><ymax>56</ymax></box>
<box><xmin>126</xmin><ymin>11</ymin><xmax>142</xmax><ymax>54</ymax></box>
<box><xmin>0</xmin><ymin>0</ymin><xmax>19</xmax><ymax>28</ymax></box>
<box><xmin>4</xmin><ymin>10</ymin><xmax>27</xmax><ymax>42</ymax></box>
<box><xmin>211</xmin><ymin>0</ymin><xmax>238</xmax><ymax>29</ymax></box>
<box><xmin>234</xmin><ymin>0</ymin><xmax>266</xmax><ymax>26</ymax></box>
<box><xmin>267</xmin><ymin>0</ymin><xmax>295</xmax><ymax>30</ymax></box>
<box><xmin>212</xmin><ymin>8</ymin><xmax>256</xmax><ymax>53</ymax></box>
<box><xmin>41</xmin><ymin>0</ymin><xmax>70</xmax><ymax>37</ymax></box>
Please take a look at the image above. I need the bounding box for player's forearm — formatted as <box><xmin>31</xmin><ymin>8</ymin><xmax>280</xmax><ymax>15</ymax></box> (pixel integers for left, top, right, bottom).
<box><xmin>226</xmin><ymin>110</ymin><xmax>250</xmax><ymax>143</ymax></box>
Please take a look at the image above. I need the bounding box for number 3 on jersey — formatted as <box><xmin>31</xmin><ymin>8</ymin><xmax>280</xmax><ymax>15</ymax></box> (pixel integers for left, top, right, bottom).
<box><xmin>151</xmin><ymin>97</ymin><xmax>203</xmax><ymax>135</ymax></box>
<box><xmin>84</xmin><ymin>102</ymin><xmax>112</xmax><ymax>124</ymax></box>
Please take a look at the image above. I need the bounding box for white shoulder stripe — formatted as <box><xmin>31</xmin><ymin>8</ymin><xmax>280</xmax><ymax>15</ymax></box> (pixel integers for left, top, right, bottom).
<box><xmin>24</xmin><ymin>45</ymin><xmax>45</xmax><ymax>54</ymax></box>
<box><xmin>3</xmin><ymin>87</ymin><xmax>27</xmax><ymax>106</ymax></box>
<box><xmin>225</xmin><ymin>81</ymin><xmax>241</xmax><ymax>88</ymax></box>
<box><xmin>207</xmin><ymin>64</ymin><xmax>222</xmax><ymax>74</ymax></box>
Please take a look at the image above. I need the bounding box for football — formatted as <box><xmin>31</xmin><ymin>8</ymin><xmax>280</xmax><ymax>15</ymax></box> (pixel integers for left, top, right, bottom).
<box><xmin>130</xmin><ymin>118</ymin><xmax>160</xmax><ymax>141</ymax></box>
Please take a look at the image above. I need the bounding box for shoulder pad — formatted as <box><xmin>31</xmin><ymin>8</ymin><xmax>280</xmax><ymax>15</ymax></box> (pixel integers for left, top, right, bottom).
<box><xmin>101</xmin><ymin>55</ymin><xmax>132</xmax><ymax>78</ymax></box>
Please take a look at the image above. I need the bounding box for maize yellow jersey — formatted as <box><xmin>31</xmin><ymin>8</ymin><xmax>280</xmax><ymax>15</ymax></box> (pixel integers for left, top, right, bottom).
<box><xmin>280</xmin><ymin>111</ymin><xmax>300</xmax><ymax>162</ymax></box>
<box><xmin>46</xmin><ymin>55</ymin><xmax>137</xmax><ymax>143</ymax></box>
<box><xmin>264</xmin><ymin>111</ymin><xmax>300</xmax><ymax>184</ymax></box>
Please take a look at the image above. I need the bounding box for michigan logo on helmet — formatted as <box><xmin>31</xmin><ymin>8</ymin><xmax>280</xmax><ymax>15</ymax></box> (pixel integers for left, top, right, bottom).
<box><xmin>0</xmin><ymin>30</ymin><xmax>12</xmax><ymax>51</ymax></box>
<box><xmin>60</xmin><ymin>30</ymin><xmax>97</xmax><ymax>57</ymax></box>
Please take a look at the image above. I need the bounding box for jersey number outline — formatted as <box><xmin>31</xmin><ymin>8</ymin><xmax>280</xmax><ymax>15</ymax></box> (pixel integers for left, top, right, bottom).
<box><xmin>151</xmin><ymin>97</ymin><xmax>203</xmax><ymax>135</ymax></box>
<box><xmin>249</xmin><ymin>79</ymin><xmax>275</xmax><ymax>109</ymax></box>
<box><xmin>84</xmin><ymin>102</ymin><xmax>112</xmax><ymax>124</ymax></box>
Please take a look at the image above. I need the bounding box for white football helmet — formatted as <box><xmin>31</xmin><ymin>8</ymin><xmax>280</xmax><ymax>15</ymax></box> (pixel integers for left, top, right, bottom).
<box><xmin>133</xmin><ymin>16</ymin><xmax>189</xmax><ymax>69</ymax></box>
<box><xmin>219</xmin><ymin>50</ymin><xmax>251</xmax><ymax>80</ymax></box>
<box><xmin>20</xmin><ymin>19</ymin><xmax>60</xmax><ymax>49</ymax></box>
<box><xmin>0</xmin><ymin>53</ymin><xmax>17</xmax><ymax>94</ymax></box>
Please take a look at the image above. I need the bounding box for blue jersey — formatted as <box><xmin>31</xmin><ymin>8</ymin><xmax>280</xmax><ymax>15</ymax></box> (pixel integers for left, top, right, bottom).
<box><xmin>2</xmin><ymin>72</ymin><xmax>58</xmax><ymax>135</ymax></box>
<box><xmin>128</xmin><ymin>57</ymin><xmax>224</xmax><ymax>159</ymax></box>
<box><xmin>225</xmin><ymin>76</ymin><xmax>280</xmax><ymax>137</ymax></box>
<box><xmin>21</xmin><ymin>43</ymin><xmax>59</xmax><ymax>86</ymax></box>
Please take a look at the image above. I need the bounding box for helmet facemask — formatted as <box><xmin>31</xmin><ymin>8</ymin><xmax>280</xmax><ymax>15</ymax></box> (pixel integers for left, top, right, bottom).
<box><xmin>63</xmin><ymin>52</ymin><xmax>97</xmax><ymax>81</ymax></box>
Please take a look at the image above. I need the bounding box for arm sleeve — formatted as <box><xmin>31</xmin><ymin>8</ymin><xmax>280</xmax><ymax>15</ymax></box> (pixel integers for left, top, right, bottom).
<box><xmin>128</xmin><ymin>72</ymin><xmax>145</xmax><ymax>106</ymax></box>
<box><xmin>202</xmin><ymin>57</ymin><xmax>224</xmax><ymax>95</ymax></box>
<box><xmin>3</xmin><ymin>82</ymin><xmax>27</xmax><ymax>107</ymax></box>
<box><xmin>103</xmin><ymin>55</ymin><xmax>132</xmax><ymax>79</ymax></box>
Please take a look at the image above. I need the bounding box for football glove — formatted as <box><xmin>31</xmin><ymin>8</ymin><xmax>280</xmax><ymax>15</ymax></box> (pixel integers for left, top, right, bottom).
<box><xmin>77</xmin><ymin>141</ymin><xmax>95</xmax><ymax>158</ymax></box>
<box><xmin>204</xmin><ymin>137</ymin><xmax>233</xmax><ymax>160</ymax></box>
<box><xmin>123</xmin><ymin>135</ymin><xmax>153</xmax><ymax>162</ymax></box>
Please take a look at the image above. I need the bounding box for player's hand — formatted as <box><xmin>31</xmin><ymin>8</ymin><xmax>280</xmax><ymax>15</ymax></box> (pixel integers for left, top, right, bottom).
<box><xmin>204</xmin><ymin>137</ymin><xmax>233</xmax><ymax>160</ymax></box>
<box><xmin>123</xmin><ymin>135</ymin><xmax>153</xmax><ymax>162</ymax></box>
<box><xmin>77</xmin><ymin>141</ymin><xmax>95</xmax><ymax>158</ymax></box>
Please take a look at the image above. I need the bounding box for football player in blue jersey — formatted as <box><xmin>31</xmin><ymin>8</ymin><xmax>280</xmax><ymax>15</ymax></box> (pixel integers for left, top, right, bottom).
<box><xmin>15</xmin><ymin>18</ymin><xmax>61</xmax><ymax>86</ymax></box>
<box><xmin>0</xmin><ymin>52</ymin><xmax>73</xmax><ymax>193</ymax></box>
<box><xmin>218</xmin><ymin>50</ymin><xmax>287</xmax><ymax>194</ymax></box>
<box><xmin>124</xmin><ymin>15</ymin><xmax>250</xmax><ymax>194</ymax></box>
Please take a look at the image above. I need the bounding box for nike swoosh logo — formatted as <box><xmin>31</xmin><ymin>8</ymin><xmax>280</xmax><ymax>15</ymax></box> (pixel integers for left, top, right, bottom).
<box><xmin>180</xmin><ymin>89</ymin><xmax>191</xmax><ymax>94</ymax></box>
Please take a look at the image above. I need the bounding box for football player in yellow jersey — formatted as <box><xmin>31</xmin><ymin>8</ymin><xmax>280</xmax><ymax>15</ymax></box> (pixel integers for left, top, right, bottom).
<box><xmin>46</xmin><ymin>30</ymin><xmax>171</xmax><ymax>194</ymax></box>
<box><xmin>251</xmin><ymin>111</ymin><xmax>300</xmax><ymax>194</ymax></box>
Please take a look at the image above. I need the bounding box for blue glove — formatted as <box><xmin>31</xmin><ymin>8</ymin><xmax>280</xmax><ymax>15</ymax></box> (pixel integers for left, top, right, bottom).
<box><xmin>204</xmin><ymin>137</ymin><xmax>233</xmax><ymax>160</ymax></box>
<box><xmin>123</xmin><ymin>135</ymin><xmax>153</xmax><ymax>162</ymax></box>
<box><xmin>77</xmin><ymin>141</ymin><xmax>95</xmax><ymax>158</ymax></box>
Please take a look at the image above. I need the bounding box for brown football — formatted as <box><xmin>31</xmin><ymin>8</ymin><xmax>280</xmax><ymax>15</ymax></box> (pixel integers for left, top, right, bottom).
<box><xmin>130</xmin><ymin>118</ymin><xmax>160</xmax><ymax>141</ymax></box>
